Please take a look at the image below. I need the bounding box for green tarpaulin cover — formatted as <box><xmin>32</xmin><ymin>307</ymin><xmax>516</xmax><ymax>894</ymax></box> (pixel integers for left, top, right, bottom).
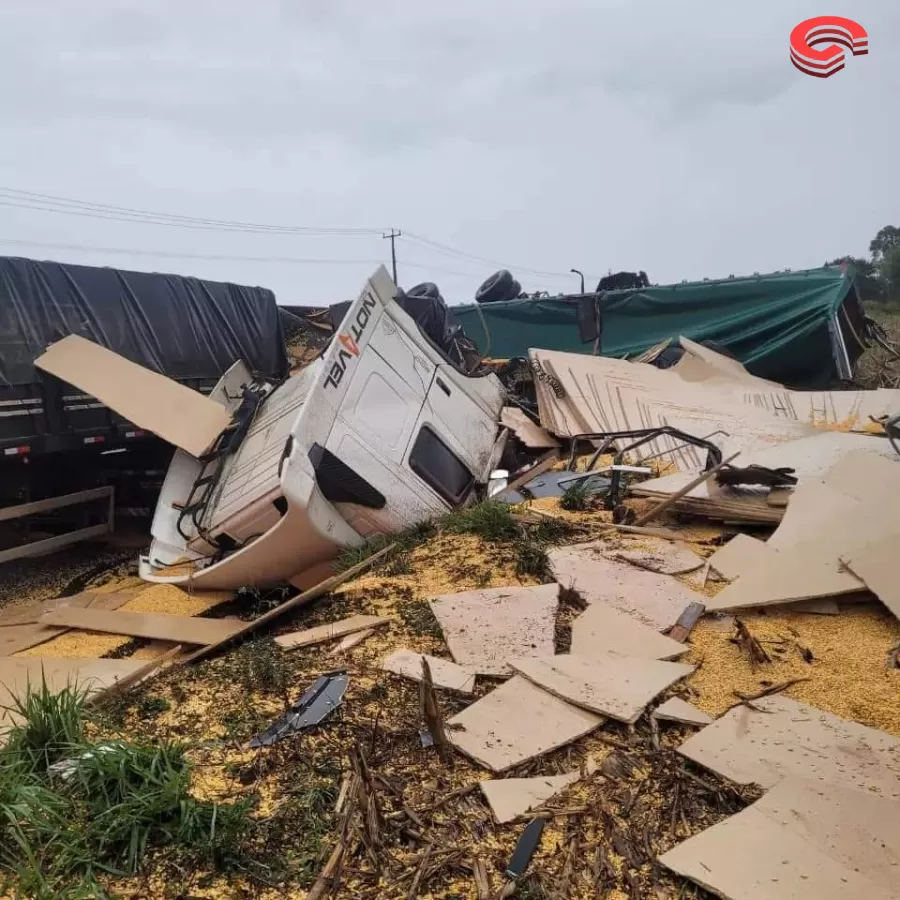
<box><xmin>453</xmin><ymin>267</ymin><xmax>864</xmax><ymax>386</ymax></box>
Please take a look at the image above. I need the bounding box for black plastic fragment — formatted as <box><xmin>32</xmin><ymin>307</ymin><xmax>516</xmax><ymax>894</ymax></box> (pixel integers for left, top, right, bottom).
<box><xmin>249</xmin><ymin>671</ymin><xmax>348</xmax><ymax>748</ymax></box>
<box><xmin>506</xmin><ymin>817</ymin><xmax>545</xmax><ymax>878</ymax></box>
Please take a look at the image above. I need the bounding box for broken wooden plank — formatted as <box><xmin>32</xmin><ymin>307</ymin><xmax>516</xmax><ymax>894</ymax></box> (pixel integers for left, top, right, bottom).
<box><xmin>570</xmin><ymin>602</ymin><xmax>688</xmax><ymax>661</ymax></box>
<box><xmin>652</xmin><ymin>697</ymin><xmax>713</xmax><ymax>726</ymax></box>
<box><xmin>89</xmin><ymin>645</ymin><xmax>184</xmax><ymax>703</ymax></box>
<box><xmin>327</xmin><ymin>628</ymin><xmax>377</xmax><ymax>656</ymax></box>
<box><xmin>480</xmin><ymin>773</ymin><xmax>579</xmax><ymax>824</ymax></box>
<box><xmin>549</xmin><ymin>541</ymin><xmax>704</xmax><ymax>631</ymax></box>
<box><xmin>678</xmin><ymin>695</ymin><xmax>900</xmax><ymax>799</ymax></box>
<box><xmin>275</xmin><ymin>615</ymin><xmax>391</xmax><ymax>650</ymax></box>
<box><xmin>447</xmin><ymin>676</ymin><xmax>603</xmax><ymax>773</ymax></box>
<box><xmin>0</xmin><ymin>588</ymin><xmax>141</xmax><ymax>627</ymax></box>
<box><xmin>39</xmin><ymin>607</ymin><xmax>242</xmax><ymax>645</ymax></box>
<box><xmin>504</xmin><ymin>450</ymin><xmax>560</xmax><ymax>496</ymax></box>
<box><xmin>659</xmin><ymin>778</ymin><xmax>900</xmax><ymax>900</ymax></box>
<box><xmin>633</xmin><ymin>452</ymin><xmax>741</xmax><ymax>526</ymax></box>
<box><xmin>182</xmin><ymin>544</ymin><xmax>396</xmax><ymax>665</ymax></box>
<box><xmin>381</xmin><ymin>650</ymin><xmax>475</xmax><ymax>694</ymax></box>
<box><xmin>511</xmin><ymin>653</ymin><xmax>694</xmax><ymax>724</ymax></box>
<box><xmin>430</xmin><ymin>584</ymin><xmax>558</xmax><ymax>676</ymax></box>
<box><xmin>666</xmin><ymin>601</ymin><xmax>706</xmax><ymax>643</ymax></box>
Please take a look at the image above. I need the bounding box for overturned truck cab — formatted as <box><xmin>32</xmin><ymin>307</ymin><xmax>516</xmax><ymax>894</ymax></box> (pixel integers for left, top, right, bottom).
<box><xmin>38</xmin><ymin>266</ymin><xmax>505</xmax><ymax>590</ymax></box>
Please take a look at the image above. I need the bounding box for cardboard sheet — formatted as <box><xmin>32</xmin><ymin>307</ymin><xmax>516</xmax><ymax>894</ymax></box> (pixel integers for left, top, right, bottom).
<box><xmin>549</xmin><ymin>542</ymin><xmax>704</xmax><ymax>631</ymax></box>
<box><xmin>659</xmin><ymin>778</ymin><xmax>900</xmax><ymax>900</ymax></box>
<box><xmin>511</xmin><ymin>653</ymin><xmax>694</xmax><ymax>724</ymax></box>
<box><xmin>35</xmin><ymin>335</ymin><xmax>232</xmax><ymax>458</ymax></box>
<box><xmin>844</xmin><ymin>535</ymin><xmax>900</xmax><ymax>621</ymax></box>
<box><xmin>706</xmin><ymin>450</ymin><xmax>900</xmax><ymax>612</ymax></box>
<box><xmin>706</xmin><ymin>534</ymin><xmax>769</xmax><ymax>580</ymax></box>
<box><xmin>381</xmin><ymin>650</ymin><xmax>476</xmax><ymax>694</ymax></box>
<box><xmin>652</xmin><ymin>697</ymin><xmax>713</xmax><ymax>726</ymax></box>
<box><xmin>570</xmin><ymin>602</ymin><xmax>688</xmax><ymax>661</ymax></box>
<box><xmin>480</xmin><ymin>772</ymin><xmax>579</xmax><ymax>824</ymax></box>
<box><xmin>447</xmin><ymin>676</ymin><xmax>602</xmax><ymax>773</ymax></box>
<box><xmin>275</xmin><ymin>615</ymin><xmax>391</xmax><ymax>650</ymax></box>
<box><xmin>610</xmin><ymin>539</ymin><xmax>705</xmax><ymax>575</ymax></box>
<box><xmin>678</xmin><ymin>695</ymin><xmax>900</xmax><ymax>800</ymax></box>
<box><xmin>430</xmin><ymin>584</ymin><xmax>559</xmax><ymax>676</ymax></box>
<box><xmin>39</xmin><ymin>607</ymin><xmax>242</xmax><ymax>645</ymax></box>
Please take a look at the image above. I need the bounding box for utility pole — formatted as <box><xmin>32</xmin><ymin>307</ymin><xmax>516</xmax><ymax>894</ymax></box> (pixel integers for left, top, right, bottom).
<box><xmin>383</xmin><ymin>229</ymin><xmax>401</xmax><ymax>285</ymax></box>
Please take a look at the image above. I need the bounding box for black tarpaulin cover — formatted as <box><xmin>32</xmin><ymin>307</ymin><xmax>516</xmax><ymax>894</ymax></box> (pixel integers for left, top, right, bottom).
<box><xmin>0</xmin><ymin>257</ymin><xmax>288</xmax><ymax>387</ymax></box>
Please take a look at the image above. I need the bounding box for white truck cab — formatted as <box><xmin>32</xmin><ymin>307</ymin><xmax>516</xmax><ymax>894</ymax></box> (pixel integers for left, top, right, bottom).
<box><xmin>138</xmin><ymin>266</ymin><xmax>506</xmax><ymax>590</ymax></box>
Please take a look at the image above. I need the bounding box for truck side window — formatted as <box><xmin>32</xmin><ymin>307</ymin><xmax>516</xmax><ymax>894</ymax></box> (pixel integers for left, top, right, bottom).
<box><xmin>409</xmin><ymin>426</ymin><xmax>474</xmax><ymax>506</ymax></box>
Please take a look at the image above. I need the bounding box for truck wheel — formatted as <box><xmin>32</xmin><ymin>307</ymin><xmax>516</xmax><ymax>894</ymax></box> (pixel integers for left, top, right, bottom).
<box><xmin>406</xmin><ymin>282</ymin><xmax>441</xmax><ymax>301</ymax></box>
<box><xmin>476</xmin><ymin>269</ymin><xmax>514</xmax><ymax>304</ymax></box>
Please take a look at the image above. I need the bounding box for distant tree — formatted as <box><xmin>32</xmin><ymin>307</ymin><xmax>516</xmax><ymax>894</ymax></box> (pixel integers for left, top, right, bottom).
<box><xmin>826</xmin><ymin>255</ymin><xmax>885</xmax><ymax>305</ymax></box>
<box><xmin>880</xmin><ymin>245</ymin><xmax>900</xmax><ymax>305</ymax></box>
<box><xmin>870</xmin><ymin>226</ymin><xmax>900</xmax><ymax>262</ymax></box>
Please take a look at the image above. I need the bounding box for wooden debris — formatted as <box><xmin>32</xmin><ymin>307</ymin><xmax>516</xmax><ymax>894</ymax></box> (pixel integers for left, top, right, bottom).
<box><xmin>327</xmin><ymin>628</ymin><xmax>377</xmax><ymax>656</ymax></box>
<box><xmin>571</xmin><ymin>602</ymin><xmax>689</xmax><ymax>661</ymax></box>
<box><xmin>420</xmin><ymin>658</ymin><xmax>449</xmax><ymax>759</ymax></box>
<box><xmin>89</xmin><ymin>645</ymin><xmax>184</xmax><ymax>703</ymax></box>
<box><xmin>504</xmin><ymin>449</ymin><xmax>560</xmax><ymax>496</ymax></box>
<box><xmin>633</xmin><ymin>452</ymin><xmax>741</xmax><ymax>526</ymax></box>
<box><xmin>666</xmin><ymin>601</ymin><xmax>706</xmax><ymax>643</ymax></box>
<box><xmin>472</xmin><ymin>858</ymin><xmax>492</xmax><ymax>900</ymax></box>
<box><xmin>39</xmin><ymin>607</ymin><xmax>242</xmax><ymax>645</ymax></box>
<box><xmin>479</xmin><ymin>773</ymin><xmax>579</xmax><ymax>824</ymax></box>
<box><xmin>182</xmin><ymin>543</ymin><xmax>395</xmax><ymax>665</ymax></box>
<box><xmin>732</xmin><ymin>677</ymin><xmax>809</xmax><ymax>707</ymax></box>
<box><xmin>610</xmin><ymin>539</ymin><xmax>705</xmax><ymax>576</ymax></box>
<box><xmin>732</xmin><ymin>618</ymin><xmax>771</xmax><ymax>668</ymax></box>
<box><xmin>275</xmin><ymin>614</ymin><xmax>391</xmax><ymax>650</ymax></box>
<box><xmin>383</xmin><ymin>650</ymin><xmax>475</xmax><ymax>693</ymax></box>
<box><xmin>652</xmin><ymin>697</ymin><xmax>714</xmax><ymax>727</ymax></box>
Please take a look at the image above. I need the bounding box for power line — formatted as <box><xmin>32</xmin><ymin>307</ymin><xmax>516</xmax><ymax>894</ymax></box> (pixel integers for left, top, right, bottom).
<box><xmin>0</xmin><ymin>236</ymin><xmax>486</xmax><ymax>278</ymax></box>
<box><xmin>0</xmin><ymin>186</ymin><xmax>384</xmax><ymax>235</ymax></box>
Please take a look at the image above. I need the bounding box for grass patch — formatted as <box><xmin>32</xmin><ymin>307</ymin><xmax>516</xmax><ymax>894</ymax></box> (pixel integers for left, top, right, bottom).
<box><xmin>397</xmin><ymin>599</ymin><xmax>443</xmax><ymax>638</ymax></box>
<box><xmin>334</xmin><ymin>521</ymin><xmax>437</xmax><ymax>575</ymax></box>
<box><xmin>234</xmin><ymin>638</ymin><xmax>291</xmax><ymax>695</ymax></box>
<box><xmin>514</xmin><ymin>539</ymin><xmax>551</xmax><ymax>580</ymax></box>
<box><xmin>442</xmin><ymin>501</ymin><xmax>519</xmax><ymax>542</ymax></box>
<box><xmin>0</xmin><ymin>683</ymin><xmax>256</xmax><ymax>899</ymax></box>
<box><xmin>560</xmin><ymin>481</ymin><xmax>590</xmax><ymax>511</ymax></box>
<box><xmin>135</xmin><ymin>695</ymin><xmax>170</xmax><ymax>719</ymax></box>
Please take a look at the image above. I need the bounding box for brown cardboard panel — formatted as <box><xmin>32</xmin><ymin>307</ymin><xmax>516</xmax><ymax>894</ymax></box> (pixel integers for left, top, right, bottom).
<box><xmin>430</xmin><ymin>584</ymin><xmax>559</xmax><ymax>676</ymax></box>
<box><xmin>549</xmin><ymin>542</ymin><xmax>703</xmax><ymax>631</ymax></box>
<box><xmin>480</xmin><ymin>773</ymin><xmax>579</xmax><ymax>824</ymax></box>
<box><xmin>447</xmin><ymin>676</ymin><xmax>603</xmax><ymax>773</ymax></box>
<box><xmin>844</xmin><ymin>535</ymin><xmax>900</xmax><ymax>621</ymax></box>
<box><xmin>38</xmin><ymin>607</ymin><xmax>242</xmax><ymax>645</ymax></box>
<box><xmin>381</xmin><ymin>650</ymin><xmax>475</xmax><ymax>694</ymax></box>
<box><xmin>659</xmin><ymin>778</ymin><xmax>900</xmax><ymax>900</ymax></box>
<box><xmin>35</xmin><ymin>335</ymin><xmax>231</xmax><ymax>457</ymax></box>
<box><xmin>570</xmin><ymin>602</ymin><xmax>688</xmax><ymax>661</ymax></box>
<box><xmin>652</xmin><ymin>697</ymin><xmax>713</xmax><ymax>726</ymax></box>
<box><xmin>275</xmin><ymin>615</ymin><xmax>391</xmax><ymax>650</ymax></box>
<box><xmin>707</xmin><ymin>534</ymin><xmax>769</xmax><ymax>580</ymax></box>
<box><xmin>511</xmin><ymin>653</ymin><xmax>694</xmax><ymax>724</ymax></box>
<box><xmin>678</xmin><ymin>695</ymin><xmax>900</xmax><ymax>800</ymax></box>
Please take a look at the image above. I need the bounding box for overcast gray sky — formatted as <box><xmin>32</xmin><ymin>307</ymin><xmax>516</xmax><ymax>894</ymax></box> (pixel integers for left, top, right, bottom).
<box><xmin>0</xmin><ymin>1</ymin><xmax>896</xmax><ymax>305</ymax></box>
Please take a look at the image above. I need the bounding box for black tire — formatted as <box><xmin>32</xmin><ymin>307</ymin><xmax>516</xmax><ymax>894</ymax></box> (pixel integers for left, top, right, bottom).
<box><xmin>406</xmin><ymin>282</ymin><xmax>441</xmax><ymax>301</ymax></box>
<box><xmin>506</xmin><ymin>278</ymin><xmax>522</xmax><ymax>301</ymax></box>
<box><xmin>476</xmin><ymin>269</ymin><xmax>514</xmax><ymax>304</ymax></box>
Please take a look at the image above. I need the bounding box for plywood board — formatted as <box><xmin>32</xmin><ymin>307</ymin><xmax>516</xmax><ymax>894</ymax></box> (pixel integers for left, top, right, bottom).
<box><xmin>511</xmin><ymin>653</ymin><xmax>694</xmax><ymax>724</ymax></box>
<box><xmin>430</xmin><ymin>584</ymin><xmax>558</xmax><ymax>676</ymax></box>
<box><xmin>549</xmin><ymin>542</ymin><xmax>703</xmax><ymax>631</ymax></box>
<box><xmin>678</xmin><ymin>695</ymin><xmax>900</xmax><ymax>800</ymax></box>
<box><xmin>275</xmin><ymin>615</ymin><xmax>391</xmax><ymax>650</ymax></box>
<box><xmin>659</xmin><ymin>778</ymin><xmax>900</xmax><ymax>900</ymax></box>
<box><xmin>447</xmin><ymin>676</ymin><xmax>602</xmax><ymax>773</ymax></box>
<box><xmin>0</xmin><ymin>589</ymin><xmax>140</xmax><ymax>627</ymax></box>
<box><xmin>327</xmin><ymin>628</ymin><xmax>376</xmax><ymax>656</ymax></box>
<box><xmin>38</xmin><ymin>607</ymin><xmax>242</xmax><ymax>645</ymax></box>
<box><xmin>0</xmin><ymin>623</ymin><xmax>67</xmax><ymax>656</ymax></box>
<box><xmin>34</xmin><ymin>334</ymin><xmax>231</xmax><ymax>458</ymax></box>
<box><xmin>707</xmin><ymin>534</ymin><xmax>768</xmax><ymax>580</ymax></box>
<box><xmin>652</xmin><ymin>697</ymin><xmax>713</xmax><ymax>726</ymax></box>
<box><xmin>480</xmin><ymin>772</ymin><xmax>579</xmax><ymax>824</ymax></box>
<box><xmin>570</xmin><ymin>603</ymin><xmax>688</xmax><ymax>661</ymax></box>
<box><xmin>381</xmin><ymin>650</ymin><xmax>475</xmax><ymax>694</ymax></box>
<box><xmin>610</xmin><ymin>539</ymin><xmax>705</xmax><ymax>575</ymax></box>
<box><xmin>844</xmin><ymin>535</ymin><xmax>900</xmax><ymax>621</ymax></box>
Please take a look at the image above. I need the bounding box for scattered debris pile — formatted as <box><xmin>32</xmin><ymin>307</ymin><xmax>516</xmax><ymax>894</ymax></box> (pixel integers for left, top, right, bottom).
<box><xmin>1</xmin><ymin>330</ymin><xmax>899</xmax><ymax>899</ymax></box>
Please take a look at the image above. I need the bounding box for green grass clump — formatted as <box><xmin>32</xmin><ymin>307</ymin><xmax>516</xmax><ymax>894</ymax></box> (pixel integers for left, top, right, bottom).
<box><xmin>442</xmin><ymin>501</ymin><xmax>519</xmax><ymax>542</ymax></box>
<box><xmin>0</xmin><ymin>680</ymin><xmax>254</xmax><ymax>899</ymax></box>
<box><xmin>560</xmin><ymin>481</ymin><xmax>590</xmax><ymax>511</ymax></box>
